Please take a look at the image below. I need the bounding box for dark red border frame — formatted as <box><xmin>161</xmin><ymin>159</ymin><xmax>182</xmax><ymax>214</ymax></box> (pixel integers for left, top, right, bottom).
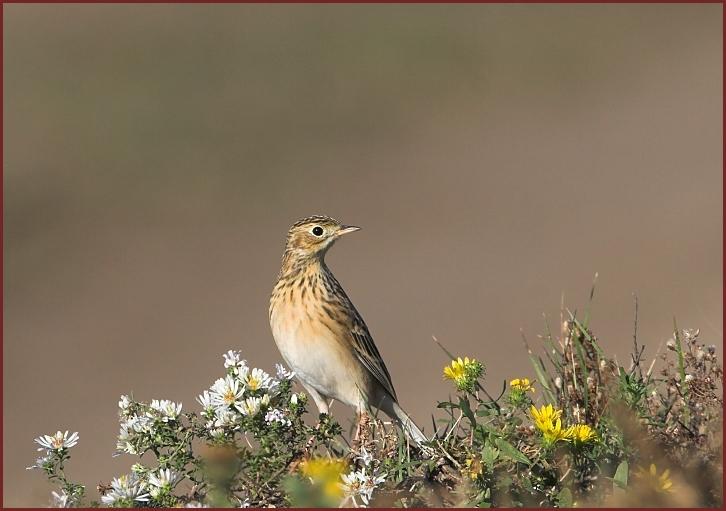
<box><xmin>0</xmin><ymin>0</ymin><xmax>723</xmax><ymax>3</ymax></box>
<box><xmin>0</xmin><ymin>1</ymin><xmax>722</xmax><ymax>510</ymax></box>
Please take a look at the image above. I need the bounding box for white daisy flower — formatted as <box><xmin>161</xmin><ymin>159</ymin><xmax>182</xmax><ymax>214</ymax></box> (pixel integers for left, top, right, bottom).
<box><xmin>100</xmin><ymin>474</ymin><xmax>150</xmax><ymax>506</ymax></box>
<box><xmin>115</xmin><ymin>423</ymin><xmax>136</xmax><ymax>455</ymax></box>
<box><xmin>209</xmin><ymin>427</ymin><xmax>226</xmax><ymax>440</ymax></box>
<box><xmin>341</xmin><ymin>470</ymin><xmax>386</xmax><ymax>506</ymax></box>
<box><xmin>360</xmin><ymin>473</ymin><xmax>386</xmax><ymax>504</ymax></box>
<box><xmin>34</xmin><ymin>431</ymin><xmax>79</xmax><ymax>452</ymax></box>
<box><xmin>275</xmin><ymin>363</ymin><xmax>295</xmax><ymax>380</ymax></box>
<box><xmin>213</xmin><ymin>408</ymin><xmax>239</xmax><ymax>429</ymax></box>
<box><xmin>264</xmin><ymin>408</ymin><xmax>291</xmax><ymax>426</ymax></box>
<box><xmin>147</xmin><ymin>468</ymin><xmax>182</xmax><ymax>498</ymax></box>
<box><xmin>290</xmin><ymin>394</ymin><xmax>299</xmax><ymax>405</ymax></box>
<box><xmin>50</xmin><ymin>490</ymin><xmax>73</xmax><ymax>508</ymax></box>
<box><xmin>26</xmin><ymin>453</ymin><xmax>51</xmax><ymax>471</ymax></box>
<box><xmin>242</xmin><ymin>368</ymin><xmax>274</xmax><ymax>392</ymax></box>
<box><xmin>340</xmin><ymin>470</ymin><xmax>367</xmax><ymax>506</ymax></box>
<box><xmin>196</xmin><ymin>390</ymin><xmax>215</xmax><ymax>417</ymax></box>
<box><xmin>239</xmin><ymin>396</ymin><xmax>264</xmax><ymax>416</ymax></box>
<box><xmin>356</xmin><ymin>446</ymin><xmax>373</xmax><ymax>467</ymax></box>
<box><xmin>118</xmin><ymin>395</ymin><xmax>132</xmax><ymax>412</ymax></box>
<box><xmin>210</xmin><ymin>376</ymin><xmax>245</xmax><ymax>411</ymax></box>
<box><xmin>114</xmin><ymin>415</ymin><xmax>152</xmax><ymax>456</ymax></box>
<box><xmin>126</xmin><ymin>414</ymin><xmax>153</xmax><ymax>433</ymax></box>
<box><xmin>223</xmin><ymin>350</ymin><xmax>248</xmax><ymax>376</ymax></box>
<box><xmin>149</xmin><ymin>399</ymin><xmax>183</xmax><ymax>421</ymax></box>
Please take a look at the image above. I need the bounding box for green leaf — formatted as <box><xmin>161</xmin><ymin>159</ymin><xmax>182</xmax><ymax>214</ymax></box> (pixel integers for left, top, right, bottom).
<box><xmin>459</xmin><ymin>396</ymin><xmax>476</xmax><ymax>425</ymax></box>
<box><xmin>481</xmin><ymin>446</ymin><xmax>500</xmax><ymax>468</ymax></box>
<box><xmin>613</xmin><ymin>460</ymin><xmax>628</xmax><ymax>489</ymax></box>
<box><xmin>557</xmin><ymin>487</ymin><xmax>573</xmax><ymax>508</ymax></box>
<box><xmin>568</xmin><ymin>311</ymin><xmax>605</xmax><ymax>360</ymax></box>
<box><xmin>476</xmin><ymin>423</ymin><xmax>499</xmax><ymax>436</ymax></box>
<box><xmin>495</xmin><ymin>438</ymin><xmax>531</xmax><ymax>466</ymax></box>
<box><xmin>528</xmin><ymin>354</ymin><xmax>557</xmax><ymax>404</ymax></box>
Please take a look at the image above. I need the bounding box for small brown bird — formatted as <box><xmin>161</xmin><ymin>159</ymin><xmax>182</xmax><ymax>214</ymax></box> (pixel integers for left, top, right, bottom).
<box><xmin>269</xmin><ymin>215</ymin><xmax>426</xmax><ymax>444</ymax></box>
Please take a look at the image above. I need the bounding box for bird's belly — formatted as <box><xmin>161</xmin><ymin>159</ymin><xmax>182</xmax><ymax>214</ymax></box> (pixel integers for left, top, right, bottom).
<box><xmin>270</xmin><ymin>309</ymin><xmax>367</xmax><ymax>406</ymax></box>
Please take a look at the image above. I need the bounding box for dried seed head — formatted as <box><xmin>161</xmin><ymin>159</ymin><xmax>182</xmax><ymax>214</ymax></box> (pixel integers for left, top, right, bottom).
<box><xmin>683</xmin><ymin>328</ymin><xmax>700</xmax><ymax>342</ymax></box>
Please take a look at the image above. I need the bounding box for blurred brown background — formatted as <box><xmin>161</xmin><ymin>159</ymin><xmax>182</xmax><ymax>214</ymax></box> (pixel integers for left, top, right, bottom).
<box><xmin>3</xmin><ymin>4</ymin><xmax>722</xmax><ymax>506</ymax></box>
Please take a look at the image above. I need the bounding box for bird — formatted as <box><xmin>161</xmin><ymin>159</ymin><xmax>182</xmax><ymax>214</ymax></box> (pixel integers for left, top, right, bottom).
<box><xmin>268</xmin><ymin>215</ymin><xmax>427</xmax><ymax>445</ymax></box>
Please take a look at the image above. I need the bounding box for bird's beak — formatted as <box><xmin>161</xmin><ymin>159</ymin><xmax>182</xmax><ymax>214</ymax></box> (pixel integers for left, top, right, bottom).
<box><xmin>337</xmin><ymin>225</ymin><xmax>361</xmax><ymax>236</ymax></box>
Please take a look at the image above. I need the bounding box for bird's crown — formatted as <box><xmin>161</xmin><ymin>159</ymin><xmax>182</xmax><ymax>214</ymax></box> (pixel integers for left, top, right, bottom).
<box><xmin>290</xmin><ymin>215</ymin><xmax>342</xmax><ymax>231</ymax></box>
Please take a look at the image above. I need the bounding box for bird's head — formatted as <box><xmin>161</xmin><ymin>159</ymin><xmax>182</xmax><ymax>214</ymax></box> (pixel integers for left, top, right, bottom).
<box><xmin>284</xmin><ymin>215</ymin><xmax>360</xmax><ymax>259</ymax></box>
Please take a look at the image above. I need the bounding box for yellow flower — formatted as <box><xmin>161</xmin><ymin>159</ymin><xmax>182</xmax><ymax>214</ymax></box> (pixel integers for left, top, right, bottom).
<box><xmin>530</xmin><ymin>404</ymin><xmax>568</xmax><ymax>446</ymax></box>
<box><xmin>299</xmin><ymin>458</ymin><xmax>348</xmax><ymax>499</ymax></box>
<box><xmin>509</xmin><ymin>378</ymin><xmax>536</xmax><ymax>407</ymax></box>
<box><xmin>462</xmin><ymin>455</ymin><xmax>484</xmax><ymax>481</ymax></box>
<box><xmin>542</xmin><ymin>417</ymin><xmax>570</xmax><ymax>445</ymax></box>
<box><xmin>564</xmin><ymin>424</ymin><xmax>597</xmax><ymax>445</ymax></box>
<box><xmin>443</xmin><ymin>358</ymin><xmax>467</xmax><ymax>382</ymax></box>
<box><xmin>530</xmin><ymin>404</ymin><xmax>562</xmax><ymax>431</ymax></box>
<box><xmin>634</xmin><ymin>463</ymin><xmax>674</xmax><ymax>493</ymax></box>
<box><xmin>510</xmin><ymin>378</ymin><xmax>535</xmax><ymax>393</ymax></box>
<box><xmin>443</xmin><ymin>357</ymin><xmax>484</xmax><ymax>393</ymax></box>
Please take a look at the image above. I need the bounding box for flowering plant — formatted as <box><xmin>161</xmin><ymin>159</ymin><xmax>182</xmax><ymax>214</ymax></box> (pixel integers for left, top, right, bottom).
<box><xmin>28</xmin><ymin>293</ymin><xmax>723</xmax><ymax>507</ymax></box>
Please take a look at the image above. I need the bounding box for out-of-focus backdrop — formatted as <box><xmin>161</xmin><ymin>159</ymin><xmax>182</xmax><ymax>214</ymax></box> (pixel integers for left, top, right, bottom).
<box><xmin>3</xmin><ymin>4</ymin><xmax>722</xmax><ymax>506</ymax></box>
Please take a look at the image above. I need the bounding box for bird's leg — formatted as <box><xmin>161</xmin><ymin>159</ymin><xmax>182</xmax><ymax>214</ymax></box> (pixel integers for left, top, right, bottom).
<box><xmin>299</xmin><ymin>382</ymin><xmax>330</xmax><ymax>417</ymax></box>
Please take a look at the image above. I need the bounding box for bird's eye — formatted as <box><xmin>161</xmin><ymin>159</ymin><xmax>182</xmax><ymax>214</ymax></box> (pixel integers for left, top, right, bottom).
<box><xmin>312</xmin><ymin>226</ymin><xmax>324</xmax><ymax>237</ymax></box>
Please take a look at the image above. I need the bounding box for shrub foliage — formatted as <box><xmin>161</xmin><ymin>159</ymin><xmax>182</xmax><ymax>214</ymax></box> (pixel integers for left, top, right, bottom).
<box><xmin>29</xmin><ymin>294</ymin><xmax>723</xmax><ymax>507</ymax></box>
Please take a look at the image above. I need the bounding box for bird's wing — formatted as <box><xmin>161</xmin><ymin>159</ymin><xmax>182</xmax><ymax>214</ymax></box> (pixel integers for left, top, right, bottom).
<box><xmin>321</xmin><ymin>266</ymin><xmax>398</xmax><ymax>401</ymax></box>
<box><xmin>349</xmin><ymin>314</ymin><xmax>398</xmax><ymax>401</ymax></box>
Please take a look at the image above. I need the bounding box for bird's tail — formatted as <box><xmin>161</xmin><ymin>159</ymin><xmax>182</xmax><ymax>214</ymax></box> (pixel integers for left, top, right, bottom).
<box><xmin>383</xmin><ymin>398</ymin><xmax>428</xmax><ymax>446</ymax></box>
